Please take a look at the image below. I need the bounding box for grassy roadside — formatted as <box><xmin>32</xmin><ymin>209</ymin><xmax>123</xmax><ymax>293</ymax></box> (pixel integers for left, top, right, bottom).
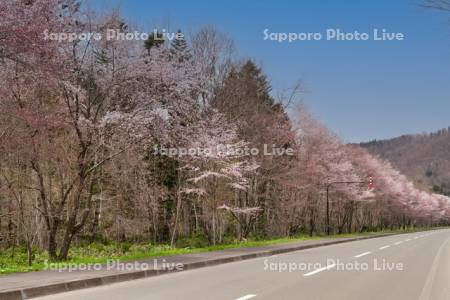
<box><xmin>0</xmin><ymin>228</ymin><xmax>439</xmax><ymax>275</ymax></box>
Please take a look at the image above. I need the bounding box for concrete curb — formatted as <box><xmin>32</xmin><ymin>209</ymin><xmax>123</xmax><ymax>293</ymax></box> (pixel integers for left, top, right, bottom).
<box><xmin>0</xmin><ymin>233</ymin><xmax>402</xmax><ymax>299</ymax></box>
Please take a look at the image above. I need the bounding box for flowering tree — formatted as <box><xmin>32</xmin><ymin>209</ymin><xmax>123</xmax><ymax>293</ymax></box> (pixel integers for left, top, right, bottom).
<box><xmin>0</xmin><ymin>1</ymin><xmax>204</xmax><ymax>259</ymax></box>
<box><xmin>172</xmin><ymin>109</ymin><xmax>260</xmax><ymax>244</ymax></box>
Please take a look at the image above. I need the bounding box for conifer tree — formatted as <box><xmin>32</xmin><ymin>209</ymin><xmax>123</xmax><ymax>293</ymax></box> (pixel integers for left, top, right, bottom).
<box><xmin>144</xmin><ymin>31</ymin><xmax>165</xmax><ymax>53</ymax></box>
<box><xmin>170</xmin><ymin>29</ymin><xmax>191</xmax><ymax>61</ymax></box>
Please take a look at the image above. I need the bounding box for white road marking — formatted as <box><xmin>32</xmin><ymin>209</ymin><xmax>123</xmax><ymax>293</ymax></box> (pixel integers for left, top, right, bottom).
<box><xmin>394</xmin><ymin>241</ymin><xmax>403</xmax><ymax>245</ymax></box>
<box><xmin>405</xmin><ymin>239</ymin><xmax>411</xmax><ymax>242</ymax></box>
<box><xmin>379</xmin><ymin>245</ymin><xmax>390</xmax><ymax>250</ymax></box>
<box><xmin>419</xmin><ymin>235</ymin><xmax>450</xmax><ymax>300</ymax></box>
<box><xmin>354</xmin><ymin>251</ymin><xmax>371</xmax><ymax>258</ymax></box>
<box><xmin>235</xmin><ymin>294</ymin><xmax>257</xmax><ymax>300</ymax></box>
<box><xmin>414</xmin><ymin>237</ymin><xmax>419</xmax><ymax>239</ymax></box>
<box><xmin>303</xmin><ymin>263</ymin><xmax>336</xmax><ymax>277</ymax></box>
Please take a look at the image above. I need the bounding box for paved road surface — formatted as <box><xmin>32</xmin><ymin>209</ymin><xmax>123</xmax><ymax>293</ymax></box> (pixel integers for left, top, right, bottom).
<box><xmin>37</xmin><ymin>229</ymin><xmax>450</xmax><ymax>300</ymax></box>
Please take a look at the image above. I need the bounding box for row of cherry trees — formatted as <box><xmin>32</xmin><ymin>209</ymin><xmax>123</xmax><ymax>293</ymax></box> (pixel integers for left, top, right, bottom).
<box><xmin>0</xmin><ymin>0</ymin><xmax>449</xmax><ymax>262</ymax></box>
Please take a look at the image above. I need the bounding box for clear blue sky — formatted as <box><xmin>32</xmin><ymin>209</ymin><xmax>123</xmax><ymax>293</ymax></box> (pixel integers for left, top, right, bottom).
<box><xmin>89</xmin><ymin>0</ymin><xmax>450</xmax><ymax>142</ymax></box>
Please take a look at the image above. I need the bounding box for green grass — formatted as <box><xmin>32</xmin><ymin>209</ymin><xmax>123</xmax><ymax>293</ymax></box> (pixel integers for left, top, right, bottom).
<box><xmin>0</xmin><ymin>228</ymin><xmax>438</xmax><ymax>275</ymax></box>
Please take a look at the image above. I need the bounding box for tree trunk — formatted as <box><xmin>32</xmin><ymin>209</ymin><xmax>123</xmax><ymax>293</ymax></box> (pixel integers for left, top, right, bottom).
<box><xmin>170</xmin><ymin>191</ymin><xmax>182</xmax><ymax>247</ymax></box>
<box><xmin>27</xmin><ymin>243</ymin><xmax>33</xmax><ymax>266</ymax></box>
<box><xmin>47</xmin><ymin>226</ymin><xmax>58</xmax><ymax>260</ymax></box>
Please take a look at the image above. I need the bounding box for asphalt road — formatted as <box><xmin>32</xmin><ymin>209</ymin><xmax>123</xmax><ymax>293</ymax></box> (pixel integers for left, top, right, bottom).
<box><xmin>37</xmin><ymin>229</ymin><xmax>450</xmax><ymax>300</ymax></box>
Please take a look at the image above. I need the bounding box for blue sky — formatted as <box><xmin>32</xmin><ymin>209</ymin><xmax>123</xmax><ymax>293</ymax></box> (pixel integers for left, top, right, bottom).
<box><xmin>89</xmin><ymin>0</ymin><xmax>450</xmax><ymax>142</ymax></box>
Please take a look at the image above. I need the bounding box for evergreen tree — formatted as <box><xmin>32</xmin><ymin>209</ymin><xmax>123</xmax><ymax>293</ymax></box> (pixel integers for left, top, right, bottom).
<box><xmin>170</xmin><ymin>30</ymin><xmax>191</xmax><ymax>61</ymax></box>
<box><xmin>144</xmin><ymin>31</ymin><xmax>165</xmax><ymax>53</ymax></box>
<box><xmin>239</xmin><ymin>60</ymin><xmax>274</xmax><ymax>107</ymax></box>
<box><xmin>212</xmin><ymin>59</ymin><xmax>290</xmax><ymax>149</ymax></box>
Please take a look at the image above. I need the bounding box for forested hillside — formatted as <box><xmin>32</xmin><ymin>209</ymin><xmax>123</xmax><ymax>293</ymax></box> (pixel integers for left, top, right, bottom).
<box><xmin>361</xmin><ymin>128</ymin><xmax>450</xmax><ymax>196</ymax></box>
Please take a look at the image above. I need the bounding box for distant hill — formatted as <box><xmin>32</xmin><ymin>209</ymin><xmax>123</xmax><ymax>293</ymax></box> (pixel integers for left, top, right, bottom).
<box><xmin>360</xmin><ymin>127</ymin><xmax>450</xmax><ymax>196</ymax></box>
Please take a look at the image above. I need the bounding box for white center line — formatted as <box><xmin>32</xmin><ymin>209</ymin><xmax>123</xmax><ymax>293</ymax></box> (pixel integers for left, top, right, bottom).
<box><xmin>235</xmin><ymin>294</ymin><xmax>257</xmax><ymax>300</ymax></box>
<box><xmin>354</xmin><ymin>251</ymin><xmax>372</xmax><ymax>258</ymax></box>
<box><xmin>394</xmin><ymin>241</ymin><xmax>403</xmax><ymax>245</ymax></box>
<box><xmin>303</xmin><ymin>263</ymin><xmax>336</xmax><ymax>276</ymax></box>
<box><xmin>379</xmin><ymin>245</ymin><xmax>390</xmax><ymax>250</ymax></box>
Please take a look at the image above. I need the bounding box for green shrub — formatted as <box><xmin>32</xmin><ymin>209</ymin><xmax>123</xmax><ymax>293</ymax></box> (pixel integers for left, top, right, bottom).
<box><xmin>176</xmin><ymin>234</ymin><xmax>209</xmax><ymax>248</ymax></box>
